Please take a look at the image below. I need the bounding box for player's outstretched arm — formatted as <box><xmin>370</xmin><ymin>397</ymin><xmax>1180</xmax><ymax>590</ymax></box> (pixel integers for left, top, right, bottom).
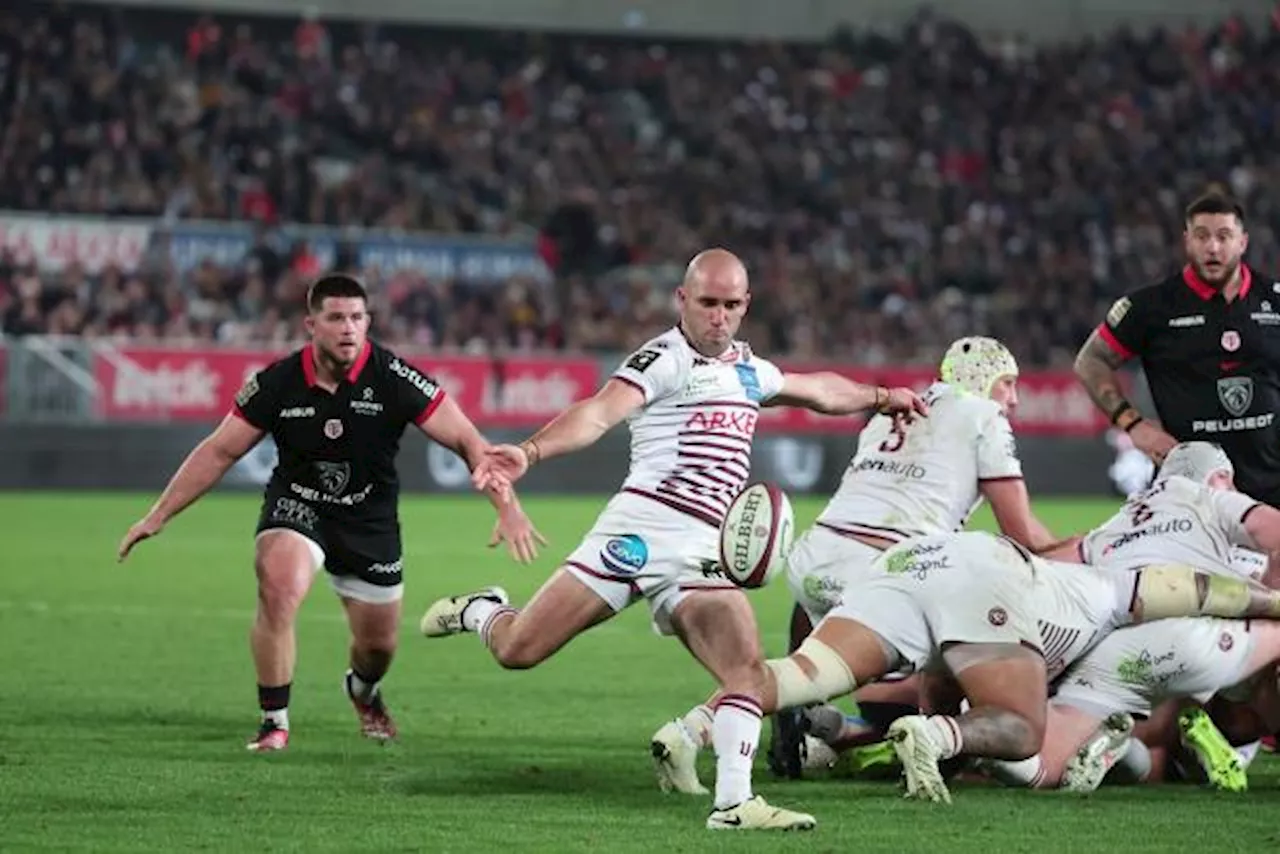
<box><xmin>981</xmin><ymin>478</ymin><xmax>1058</xmax><ymax>552</ymax></box>
<box><xmin>415</xmin><ymin>395</ymin><xmax>547</xmax><ymax>565</ymax></box>
<box><xmin>1074</xmin><ymin>329</ymin><xmax>1176</xmax><ymax>463</ymax></box>
<box><xmin>767</xmin><ymin>372</ymin><xmax>928</xmax><ymax>418</ymax></box>
<box><xmin>471</xmin><ymin>379</ymin><xmax>645</xmax><ymax>493</ymax></box>
<box><xmin>1240</xmin><ymin>504</ymin><xmax>1280</xmax><ymax>589</ymax></box>
<box><xmin>117</xmin><ymin>413</ymin><xmax>263</xmax><ymax>561</ymax></box>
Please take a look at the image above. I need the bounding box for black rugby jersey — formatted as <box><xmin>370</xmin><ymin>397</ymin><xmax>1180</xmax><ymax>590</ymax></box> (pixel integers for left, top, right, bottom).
<box><xmin>232</xmin><ymin>340</ymin><xmax>445</xmax><ymax>522</ymax></box>
<box><xmin>1098</xmin><ymin>264</ymin><xmax>1280</xmax><ymax>503</ymax></box>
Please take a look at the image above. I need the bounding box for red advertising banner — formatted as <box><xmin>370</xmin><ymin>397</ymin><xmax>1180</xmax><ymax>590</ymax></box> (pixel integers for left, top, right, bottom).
<box><xmin>762</xmin><ymin>365</ymin><xmax>1108</xmax><ymax>437</ymax></box>
<box><xmin>92</xmin><ymin>347</ymin><xmax>600</xmax><ymax>427</ymax></box>
<box><xmin>90</xmin><ymin>348</ymin><xmax>1106</xmax><ymax>436</ymax></box>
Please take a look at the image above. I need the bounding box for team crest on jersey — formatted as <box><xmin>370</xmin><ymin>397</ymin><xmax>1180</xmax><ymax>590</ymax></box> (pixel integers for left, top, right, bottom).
<box><xmin>1217</xmin><ymin>376</ymin><xmax>1253</xmax><ymax>417</ymax></box>
<box><xmin>1221</xmin><ymin>330</ymin><xmax>1241</xmax><ymax>352</ymax></box>
<box><xmin>600</xmin><ymin>534</ymin><xmax>648</xmax><ymax>575</ymax></box>
<box><xmin>734</xmin><ymin>364</ymin><xmax>762</xmax><ymax>402</ymax></box>
<box><xmin>324</xmin><ymin>418</ymin><xmax>344</xmax><ymax>439</ymax></box>
<box><xmin>314</xmin><ymin>461</ymin><xmax>351</xmax><ymax>496</ymax></box>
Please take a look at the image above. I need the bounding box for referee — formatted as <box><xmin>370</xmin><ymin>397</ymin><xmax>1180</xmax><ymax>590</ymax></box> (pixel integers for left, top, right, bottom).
<box><xmin>1074</xmin><ymin>191</ymin><xmax>1280</xmax><ymax>504</ymax></box>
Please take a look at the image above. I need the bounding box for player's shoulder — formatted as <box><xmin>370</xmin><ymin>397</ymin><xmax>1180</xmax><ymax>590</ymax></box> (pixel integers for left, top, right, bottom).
<box><xmin>255</xmin><ymin>348</ymin><xmax>306</xmax><ymax>384</ymax></box>
<box><xmin>623</xmin><ymin>327</ymin><xmax>691</xmax><ymax>371</ymax></box>
<box><xmin>368</xmin><ymin>341</ymin><xmax>443</xmax><ymax>391</ymax></box>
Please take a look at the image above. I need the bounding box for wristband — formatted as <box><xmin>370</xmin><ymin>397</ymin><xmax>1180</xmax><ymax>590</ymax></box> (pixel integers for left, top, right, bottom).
<box><xmin>1115</xmin><ymin>409</ymin><xmax>1144</xmax><ymax>432</ymax></box>
<box><xmin>519</xmin><ymin>439</ymin><xmax>542</xmax><ymax>467</ymax></box>
<box><xmin>874</xmin><ymin>386</ymin><xmax>888</xmax><ymax>411</ymax></box>
<box><xmin>1107</xmin><ymin>398</ymin><xmax>1134</xmax><ymax>425</ymax></box>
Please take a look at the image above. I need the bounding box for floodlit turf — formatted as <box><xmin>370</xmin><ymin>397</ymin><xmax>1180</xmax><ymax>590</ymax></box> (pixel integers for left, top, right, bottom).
<box><xmin>3</xmin><ymin>492</ymin><xmax>1279</xmax><ymax>852</ymax></box>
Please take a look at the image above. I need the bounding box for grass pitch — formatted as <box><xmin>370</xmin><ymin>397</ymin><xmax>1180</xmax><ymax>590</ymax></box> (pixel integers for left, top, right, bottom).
<box><xmin>2</xmin><ymin>493</ymin><xmax>1279</xmax><ymax>852</ymax></box>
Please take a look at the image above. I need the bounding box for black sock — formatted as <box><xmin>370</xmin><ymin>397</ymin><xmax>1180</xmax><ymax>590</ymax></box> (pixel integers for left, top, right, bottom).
<box><xmin>258</xmin><ymin>683</ymin><xmax>291</xmax><ymax>722</ymax></box>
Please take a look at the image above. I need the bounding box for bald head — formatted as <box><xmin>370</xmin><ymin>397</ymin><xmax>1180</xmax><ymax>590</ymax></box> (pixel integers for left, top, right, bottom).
<box><xmin>677</xmin><ymin>248</ymin><xmax>751</xmax><ymax>356</ymax></box>
<box><xmin>684</xmin><ymin>248</ymin><xmax>749</xmax><ymax>293</ymax></box>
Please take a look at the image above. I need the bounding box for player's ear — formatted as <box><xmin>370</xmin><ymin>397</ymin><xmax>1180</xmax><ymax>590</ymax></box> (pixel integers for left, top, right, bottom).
<box><xmin>303</xmin><ymin>313</ymin><xmax>315</xmax><ymax>337</ymax></box>
<box><xmin>675</xmin><ymin>286</ymin><xmax>687</xmax><ymax>307</ymax></box>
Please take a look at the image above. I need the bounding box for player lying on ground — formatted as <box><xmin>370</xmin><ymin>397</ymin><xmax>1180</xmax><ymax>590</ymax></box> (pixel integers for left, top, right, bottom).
<box><xmin>715</xmin><ymin>527</ymin><xmax>1280</xmax><ymax>804</ymax></box>
<box><xmin>981</xmin><ymin>440</ymin><xmax>1280</xmax><ymax>790</ymax></box>
<box><xmin>419</xmin><ymin>248</ymin><xmax>927</xmax><ymax>832</ymax></box>
<box><xmin>988</xmin><ymin>617</ymin><xmax>1280</xmax><ymax>793</ymax></box>
<box><xmin>651</xmin><ymin>335</ymin><xmax>1063</xmax><ymax>791</ymax></box>
<box><xmin>118</xmin><ymin>274</ymin><xmax>545</xmax><ymax>751</ymax></box>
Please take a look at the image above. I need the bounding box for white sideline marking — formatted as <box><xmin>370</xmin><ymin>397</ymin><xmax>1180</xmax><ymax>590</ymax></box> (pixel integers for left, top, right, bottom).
<box><xmin>0</xmin><ymin>599</ymin><xmax>347</xmax><ymax>624</ymax></box>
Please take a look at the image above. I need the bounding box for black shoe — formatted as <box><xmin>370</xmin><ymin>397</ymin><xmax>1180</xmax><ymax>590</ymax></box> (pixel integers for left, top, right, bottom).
<box><xmin>766</xmin><ymin>708</ymin><xmax>805</xmax><ymax>779</ymax></box>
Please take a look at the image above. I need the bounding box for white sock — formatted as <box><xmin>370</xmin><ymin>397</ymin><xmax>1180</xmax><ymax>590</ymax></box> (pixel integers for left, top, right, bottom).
<box><xmin>263</xmin><ymin>708</ymin><xmax>289</xmax><ymax>730</ymax></box>
<box><xmin>923</xmin><ymin>715</ymin><xmax>963</xmax><ymax>759</ymax></box>
<box><xmin>1110</xmin><ymin>738</ymin><xmax>1152</xmax><ymax>783</ymax></box>
<box><xmin>346</xmin><ymin>669</ymin><xmax>378</xmax><ymax>703</ymax></box>
<box><xmin>463</xmin><ymin>598</ymin><xmax>501</xmax><ymax>632</ymax></box>
<box><xmin>1236</xmin><ymin>740</ymin><xmax>1262</xmax><ymax>768</ymax></box>
<box><xmin>712</xmin><ymin>694</ymin><xmax>763</xmax><ymax>810</ymax></box>
<box><xmin>986</xmin><ymin>754</ymin><xmax>1045</xmax><ymax>788</ymax></box>
<box><xmin>681</xmin><ymin>704</ymin><xmax>714</xmax><ymax>749</ymax></box>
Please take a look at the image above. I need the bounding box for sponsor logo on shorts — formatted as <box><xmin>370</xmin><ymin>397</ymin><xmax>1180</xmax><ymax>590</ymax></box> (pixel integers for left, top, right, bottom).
<box><xmin>883</xmin><ymin>542</ymin><xmax>950</xmax><ymax>580</ymax></box>
<box><xmin>289</xmin><ymin>482</ymin><xmax>374</xmax><ymax>506</ymax></box>
<box><xmin>270</xmin><ymin>497</ymin><xmax>320</xmax><ymax>531</ymax></box>
<box><xmin>803</xmin><ymin>574</ymin><xmax>845</xmax><ymax>610</ymax></box>
<box><xmin>367</xmin><ymin>559</ymin><xmax>403</xmax><ymax>576</ymax></box>
<box><xmin>1116</xmin><ymin>649</ymin><xmax>1187</xmax><ymax>690</ymax></box>
<box><xmin>987</xmin><ymin>607</ymin><xmax>1007</xmax><ymax>627</ymax></box>
<box><xmin>601</xmin><ymin>534</ymin><xmax>649</xmax><ymax>575</ymax></box>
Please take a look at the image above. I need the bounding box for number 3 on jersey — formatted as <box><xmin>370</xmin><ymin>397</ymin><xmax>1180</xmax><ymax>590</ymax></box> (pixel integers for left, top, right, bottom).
<box><xmin>878</xmin><ymin>415</ymin><xmax>909</xmax><ymax>453</ymax></box>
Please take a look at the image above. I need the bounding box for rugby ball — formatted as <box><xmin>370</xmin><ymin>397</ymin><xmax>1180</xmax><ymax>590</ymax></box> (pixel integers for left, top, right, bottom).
<box><xmin>719</xmin><ymin>482</ymin><xmax>794</xmax><ymax>589</ymax></box>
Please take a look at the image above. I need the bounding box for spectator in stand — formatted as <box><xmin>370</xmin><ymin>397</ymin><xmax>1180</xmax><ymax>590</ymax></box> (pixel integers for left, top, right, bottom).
<box><xmin>0</xmin><ymin>3</ymin><xmax>1278</xmax><ymax>365</ymax></box>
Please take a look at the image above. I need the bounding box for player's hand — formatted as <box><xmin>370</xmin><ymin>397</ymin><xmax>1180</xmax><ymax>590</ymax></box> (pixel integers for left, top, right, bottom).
<box><xmin>1129</xmin><ymin>421</ymin><xmax>1178</xmax><ymax>464</ymax></box>
<box><xmin>489</xmin><ymin>505</ymin><xmax>548</xmax><ymax>565</ymax></box>
<box><xmin>117</xmin><ymin>515</ymin><xmax>164</xmax><ymax>562</ymax></box>
<box><xmin>879</xmin><ymin>387</ymin><xmax>929</xmax><ymax>421</ymax></box>
<box><xmin>472</xmin><ymin>444</ymin><xmax>531</xmax><ymax>498</ymax></box>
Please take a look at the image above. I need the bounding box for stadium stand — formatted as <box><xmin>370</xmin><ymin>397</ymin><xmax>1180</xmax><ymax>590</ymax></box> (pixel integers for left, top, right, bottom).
<box><xmin>1</xmin><ymin>2</ymin><xmax>1278</xmax><ymax>365</ymax></box>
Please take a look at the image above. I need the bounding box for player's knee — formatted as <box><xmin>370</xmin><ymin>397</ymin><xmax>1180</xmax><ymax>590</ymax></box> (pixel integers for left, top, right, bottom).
<box><xmin>766</xmin><ymin>637</ymin><xmax>857</xmax><ymax>710</ymax></box>
<box><xmin>254</xmin><ymin>561</ymin><xmax>309</xmax><ymax>625</ymax></box>
<box><xmin>488</xmin><ymin>633</ymin><xmax>544</xmax><ymax>671</ymax></box>
<box><xmin>718</xmin><ymin>658</ymin><xmax>771</xmax><ymax>699</ymax></box>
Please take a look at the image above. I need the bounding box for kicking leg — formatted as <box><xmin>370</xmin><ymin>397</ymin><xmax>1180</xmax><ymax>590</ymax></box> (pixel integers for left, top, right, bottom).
<box><xmin>421</xmin><ymin>567</ymin><xmax>617</xmax><ymax>669</ymax></box>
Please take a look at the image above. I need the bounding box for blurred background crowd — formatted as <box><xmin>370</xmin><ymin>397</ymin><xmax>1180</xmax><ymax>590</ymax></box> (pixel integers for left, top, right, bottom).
<box><xmin>2</xmin><ymin>1</ymin><xmax>1278</xmax><ymax>366</ymax></box>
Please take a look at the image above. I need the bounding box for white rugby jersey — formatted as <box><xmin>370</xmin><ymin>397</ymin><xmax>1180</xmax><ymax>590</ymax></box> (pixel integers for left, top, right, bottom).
<box><xmin>816</xmin><ymin>382</ymin><xmax>1021</xmax><ymax>543</ymax></box>
<box><xmin>605</xmin><ymin>327</ymin><xmax>785</xmax><ymax>528</ymax></box>
<box><xmin>1080</xmin><ymin>476</ymin><xmax>1261</xmax><ymax>578</ymax></box>
<box><xmin>1027</xmin><ymin>555</ymin><xmax>1135</xmax><ymax>680</ymax></box>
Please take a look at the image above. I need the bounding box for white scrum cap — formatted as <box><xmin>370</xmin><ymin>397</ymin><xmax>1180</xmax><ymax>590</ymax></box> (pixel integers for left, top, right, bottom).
<box><xmin>939</xmin><ymin>336</ymin><xmax>1019</xmax><ymax>398</ymax></box>
<box><xmin>1158</xmin><ymin>442</ymin><xmax>1234</xmax><ymax>484</ymax></box>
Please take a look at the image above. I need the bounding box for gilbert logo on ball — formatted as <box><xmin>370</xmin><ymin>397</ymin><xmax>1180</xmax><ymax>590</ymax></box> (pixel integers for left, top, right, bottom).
<box><xmin>719</xmin><ymin>482</ymin><xmax>795</xmax><ymax>589</ymax></box>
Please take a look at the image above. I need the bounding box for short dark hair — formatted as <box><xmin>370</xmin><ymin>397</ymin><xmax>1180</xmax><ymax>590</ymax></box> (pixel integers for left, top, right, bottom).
<box><xmin>1185</xmin><ymin>191</ymin><xmax>1246</xmax><ymax>228</ymax></box>
<box><xmin>306</xmin><ymin>274</ymin><xmax>368</xmax><ymax>313</ymax></box>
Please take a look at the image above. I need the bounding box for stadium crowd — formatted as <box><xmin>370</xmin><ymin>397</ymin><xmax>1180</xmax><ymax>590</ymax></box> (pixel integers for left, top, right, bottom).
<box><xmin>1</xmin><ymin>2</ymin><xmax>1279</xmax><ymax>365</ymax></box>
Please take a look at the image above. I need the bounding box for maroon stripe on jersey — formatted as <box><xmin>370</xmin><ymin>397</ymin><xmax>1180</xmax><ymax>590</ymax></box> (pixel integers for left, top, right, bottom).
<box><xmin>678</xmin><ymin>437</ymin><xmax>752</xmax><ymax>456</ymax></box>
<box><xmin>669</xmin><ymin>468</ymin><xmax>740</xmax><ymax>493</ymax></box>
<box><xmin>414</xmin><ymin>390</ymin><xmax>446</xmax><ymax>425</ymax></box>
<box><xmin>677</xmin><ymin>429</ymin><xmax>754</xmax><ymax>446</ymax></box>
<box><xmin>1241</xmin><ymin>503</ymin><xmax>1263</xmax><ymax>525</ymax></box>
<box><xmin>654</xmin><ymin>483</ymin><xmax>732</xmax><ymax>519</ymax></box>
<box><xmin>623</xmin><ymin>487</ymin><xmax>720</xmax><ymax>528</ymax></box>
<box><xmin>675</xmin><ymin>400</ymin><xmax>759</xmax><ymax>410</ymax></box>
<box><xmin>817</xmin><ymin>521</ymin><xmax>911</xmax><ymax>542</ymax></box>
<box><xmin>611</xmin><ymin>376</ymin><xmax>648</xmax><ymax>398</ymax></box>
<box><xmin>978</xmin><ymin>476</ymin><xmax>1024</xmax><ymax>483</ymax></box>
<box><xmin>677</xmin><ymin>447</ymin><xmax>748</xmax><ymax>465</ymax></box>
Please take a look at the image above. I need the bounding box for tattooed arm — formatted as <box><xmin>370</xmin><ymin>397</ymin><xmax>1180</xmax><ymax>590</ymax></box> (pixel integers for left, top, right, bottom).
<box><xmin>1074</xmin><ymin>327</ymin><xmax>1178</xmax><ymax>462</ymax></box>
<box><xmin>1073</xmin><ymin>329</ymin><xmax>1133</xmax><ymax>424</ymax></box>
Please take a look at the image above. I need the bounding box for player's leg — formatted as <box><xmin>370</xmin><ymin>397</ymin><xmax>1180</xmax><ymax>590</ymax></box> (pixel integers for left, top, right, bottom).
<box><xmin>248</xmin><ymin>528</ymin><xmax>323</xmax><ymax>751</ymax></box>
<box><xmin>421</xmin><ymin>561</ymin><xmax>621</xmax><ymax>669</ymax></box>
<box><xmin>333</xmin><ymin>580</ymin><xmax>401</xmax><ymax>741</ymax></box>
<box><xmin>667</xmin><ymin>589</ymin><xmax>819</xmax><ymax>831</ymax></box>
<box><xmin>1130</xmin><ymin>564</ymin><xmax>1280</xmax><ymax>622</ymax></box>
<box><xmin>889</xmin><ymin>642</ymin><xmax>1048</xmax><ymax>803</ymax></box>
